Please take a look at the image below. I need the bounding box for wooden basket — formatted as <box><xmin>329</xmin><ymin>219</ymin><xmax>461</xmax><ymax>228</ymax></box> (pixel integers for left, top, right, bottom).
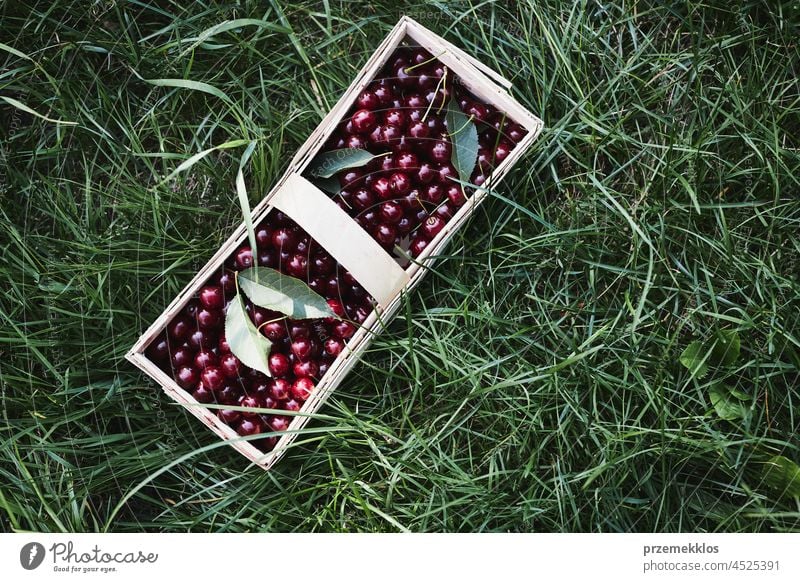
<box><xmin>126</xmin><ymin>16</ymin><xmax>544</xmax><ymax>471</ymax></box>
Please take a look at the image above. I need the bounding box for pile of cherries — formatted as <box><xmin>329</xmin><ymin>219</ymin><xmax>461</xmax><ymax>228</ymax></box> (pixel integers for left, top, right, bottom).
<box><xmin>315</xmin><ymin>42</ymin><xmax>528</xmax><ymax>258</ymax></box>
<box><xmin>145</xmin><ymin>43</ymin><xmax>527</xmax><ymax>452</ymax></box>
<box><xmin>146</xmin><ymin>211</ymin><xmax>374</xmax><ymax>451</ymax></box>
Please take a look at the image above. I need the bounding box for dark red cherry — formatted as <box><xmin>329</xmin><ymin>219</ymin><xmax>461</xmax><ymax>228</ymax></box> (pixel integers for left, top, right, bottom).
<box><xmin>410</xmin><ymin>237</ymin><xmax>429</xmax><ymax>257</ymax></box>
<box><xmin>218</xmin><ymin>383</ymin><xmax>242</xmax><ymax>404</ymax></box>
<box><xmin>237</xmin><ymin>418</ymin><xmax>262</xmax><ymax>437</ymax></box>
<box><xmin>188</xmin><ymin>329</ymin><xmax>216</xmax><ymax>350</ymax></box>
<box><xmin>438</xmin><ymin>164</ymin><xmax>457</xmax><ymax>183</ymax></box>
<box><xmin>283</xmin><ymin>399</ymin><xmax>301</xmax><ymax>413</ymax></box>
<box><xmin>238</xmin><ymin>395</ymin><xmax>262</xmax><ymax>419</ymax></box>
<box><xmin>375</xmin><ymin>223</ymin><xmax>397</xmax><ymax>247</ymax></box>
<box><xmin>405</xmin><ymin>93</ymin><xmax>426</xmax><ymax>109</ymax></box>
<box><xmin>218</xmin><ymin>408</ymin><xmax>241</xmax><ymax>425</ymax></box>
<box><xmin>168</xmin><ymin>316</ymin><xmax>192</xmax><ymax>341</ymax></box>
<box><xmin>389</xmin><ymin>172</ymin><xmax>411</xmax><ymax>196</ymax></box>
<box><xmin>270</xmin><ymin>378</ymin><xmax>291</xmax><ymax>401</ymax></box>
<box><xmin>200</xmin><ymin>285</ymin><xmax>225</xmax><ymax>309</ymax></box>
<box><xmin>194</xmin><ymin>350</ymin><xmax>218</xmax><ymax>369</ymax></box>
<box><xmin>396</xmin><ymin>152</ymin><xmax>419</xmax><ymax>170</ymax></box>
<box><xmin>474</xmin><ymin>174</ymin><xmax>487</xmax><ymax>187</ymax></box>
<box><xmin>477</xmin><ymin>148</ymin><xmax>494</xmax><ymax>173</ymax></box>
<box><xmin>424</xmin><ymin>183</ymin><xmax>444</xmax><ymax>204</ymax></box>
<box><xmin>286</xmin><ymin>253</ymin><xmax>309</xmax><ymax>279</ymax></box>
<box><xmin>262</xmin><ymin>321</ymin><xmax>287</xmax><ymax>341</ymax></box>
<box><xmin>465</xmin><ymin>101</ymin><xmax>489</xmax><ymax>122</ymax></box>
<box><xmin>353</xmin><ymin>188</ymin><xmax>375</xmax><ymax>210</ymax></box>
<box><xmin>372</xmin><ymin>81</ymin><xmax>394</xmax><ymax>105</ymax></box>
<box><xmin>171</xmin><ymin>347</ymin><xmax>194</xmax><ymax>369</ymax></box>
<box><xmin>435</xmin><ymin>203</ymin><xmax>455</xmax><ymax>220</ymax></box>
<box><xmin>352</xmin><ymin>109</ymin><xmax>377</xmax><ymax>133</ymax></box>
<box><xmin>257</xmin><ymin>248</ymin><xmax>277</xmax><ymax>267</ymax></box>
<box><xmin>291</xmin><ymin>377</ymin><xmax>315</xmax><ymax>402</ymax></box>
<box><xmin>293</xmin><ymin>359</ymin><xmax>319</xmax><ymax>378</ymax></box>
<box><xmin>147</xmin><ymin>336</ymin><xmax>170</xmax><ymax>362</ymax></box>
<box><xmin>219</xmin><ymin>270</ymin><xmax>236</xmax><ymax>294</ymax></box>
<box><xmin>184</xmin><ymin>300</ymin><xmax>200</xmax><ymax>319</ymax></box>
<box><xmin>408</xmin><ymin>121</ymin><xmax>429</xmax><ymax>142</ymax></box>
<box><xmin>417</xmin><ymin>162</ymin><xmax>436</xmax><ymax>184</ymax></box>
<box><xmin>234</xmin><ymin>246</ymin><xmax>254</xmax><ymax>270</ymax></box>
<box><xmin>401</xmin><ymin>188</ymin><xmax>423</xmax><ymax>209</ymax></box>
<box><xmin>429</xmin><ymin>140</ymin><xmax>452</xmax><ymax>163</ymax></box>
<box><xmin>201</xmin><ymin>366</ymin><xmax>225</xmax><ymax>391</ymax></box>
<box><xmin>255</xmin><ymin>226</ymin><xmax>273</xmax><ymax>249</ymax></box>
<box><xmin>175</xmin><ymin>366</ymin><xmax>199</xmax><ymax>389</ymax></box>
<box><xmin>397</xmin><ymin>216</ymin><xmax>413</xmax><ymax>234</ymax></box>
<box><xmin>422</xmin><ymin>215</ymin><xmax>445</xmax><ymax>239</ymax></box>
<box><xmin>325</xmin><ymin>276</ymin><xmax>340</xmax><ymax>297</ymax></box>
<box><xmin>380</xmin><ymin>201</ymin><xmax>403</xmax><ymax>224</ymax></box>
<box><xmin>291</xmin><ymin>338</ymin><xmax>313</xmax><ymax>361</ymax></box>
<box><xmin>384</xmin><ymin>108</ymin><xmax>406</xmax><ymax>128</ymax></box>
<box><xmin>357</xmin><ymin>89</ymin><xmax>380</xmax><ymax>110</ymax></box>
<box><xmin>507</xmin><ymin>123</ymin><xmax>526</xmax><ymax>143</ymax></box>
<box><xmin>268</xmin><ymin>415</ymin><xmax>291</xmax><ymax>432</ymax></box>
<box><xmin>410</xmin><ymin>48</ymin><xmax>432</xmax><ymax>66</ymax></box>
<box><xmin>346</xmin><ymin>134</ymin><xmax>367</xmax><ymax>149</ymax></box>
<box><xmin>220</xmin><ymin>353</ymin><xmax>241</xmax><ymax>378</ymax></box>
<box><xmin>332</xmin><ymin>320</ymin><xmax>356</xmax><ymax>340</ymax></box>
<box><xmin>327</xmin><ymin>298</ymin><xmax>346</xmax><ymax>318</ymax></box>
<box><xmin>447</xmin><ymin>185</ymin><xmax>467</xmax><ymax>207</ymax></box>
<box><xmin>371</xmin><ymin>177</ymin><xmax>392</xmax><ymax>200</ymax></box>
<box><xmin>196</xmin><ymin>308</ymin><xmax>222</xmax><ymax>329</ymax></box>
<box><xmin>324</xmin><ymin>337</ymin><xmax>345</xmax><ymax>357</ymax></box>
<box><xmin>192</xmin><ymin>384</ymin><xmax>214</xmax><ymax>404</ymax></box>
<box><xmin>268</xmin><ymin>353</ymin><xmax>291</xmax><ymax>377</ymax></box>
<box><xmin>494</xmin><ymin>141</ymin><xmax>512</xmax><ymax>164</ymax></box>
<box><xmin>340</xmin><ymin>169</ymin><xmax>364</xmax><ymax>189</ymax></box>
<box><xmin>312</xmin><ymin>253</ymin><xmax>335</xmax><ymax>276</ymax></box>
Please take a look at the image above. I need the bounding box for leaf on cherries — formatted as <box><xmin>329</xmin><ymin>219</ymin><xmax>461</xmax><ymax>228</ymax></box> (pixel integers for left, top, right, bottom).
<box><xmin>445</xmin><ymin>96</ymin><xmax>479</xmax><ymax>182</ymax></box>
<box><xmin>238</xmin><ymin>266</ymin><xmax>339</xmax><ymax>320</ymax></box>
<box><xmin>313</xmin><ymin>175</ymin><xmax>341</xmax><ymax>195</ymax></box>
<box><xmin>225</xmin><ymin>292</ymin><xmax>273</xmax><ymax>377</ymax></box>
<box><xmin>306</xmin><ymin>148</ymin><xmax>381</xmax><ymax>179</ymax></box>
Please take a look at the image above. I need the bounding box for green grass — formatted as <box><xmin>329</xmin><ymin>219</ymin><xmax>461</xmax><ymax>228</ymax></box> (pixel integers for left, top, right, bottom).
<box><xmin>1</xmin><ymin>0</ymin><xmax>799</xmax><ymax>532</ymax></box>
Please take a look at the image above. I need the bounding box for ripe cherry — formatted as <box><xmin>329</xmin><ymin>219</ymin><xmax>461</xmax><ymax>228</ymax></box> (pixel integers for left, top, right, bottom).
<box><xmin>268</xmin><ymin>353</ymin><xmax>291</xmax><ymax>377</ymax></box>
<box><xmin>424</xmin><ymin>183</ymin><xmax>444</xmax><ymax>204</ymax></box>
<box><xmin>192</xmin><ymin>384</ymin><xmax>214</xmax><ymax>404</ymax></box>
<box><xmin>283</xmin><ymin>399</ymin><xmax>301</xmax><ymax>413</ymax></box>
<box><xmin>385</xmin><ymin>108</ymin><xmax>407</xmax><ymax>128</ymax></box>
<box><xmin>219</xmin><ymin>270</ymin><xmax>236</xmax><ymax>294</ymax></box>
<box><xmin>218</xmin><ymin>408</ymin><xmax>241</xmax><ymax>425</ymax></box>
<box><xmin>272</xmin><ymin>227</ymin><xmax>297</xmax><ymax>251</ymax></box>
<box><xmin>380</xmin><ymin>201</ymin><xmax>403</xmax><ymax>224</ymax></box>
<box><xmin>332</xmin><ymin>320</ymin><xmax>356</xmax><ymax>340</ymax></box>
<box><xmin>293</xmin><ymin>359</ymin><xmax>319</xmax><ymax>378</ymax></box>
<box><xmin>375</xmin><ymin>223</ymin><xmax>397</xmax><ymax>247</ymax></box>
<box><xmin>357</xmin><ymin>89</ymin><xmax>380</xmax><ymax>110</ymax></box>
<box><xmin>262</xmin><ymin>321</ymin><xmax>287</xmax><ymax>341</ymax></box>
<box><xmin>410</xmin><ymin>237</ymin><xmax>429</xmax><ymax>257</ymax></box>
<box><xmin>188</xmin><ymin>329</ymin><xmax>216</xmax><ymax>350</ymax></box>
<box><xmin>201</xmin><ymin>366</ymin><xmax>225</xmax><ymax>391</ymax></box>
<box><xmin>171</xmin><ymin>347</ymin><xmax>194</xmax><ymax>369</ymax></box>
<box><xmin>199</xmin><ymin>286</ymin><xmax>224</xmax><ymax>310</ymax></box>
<box><xmin>168</xmin><ymin>316</ymin><xmax>192</xmax><ymax>341</ymax></box>
<box><xmin>429</xmin><ymin>140</ymin><xmax>452</xmax><ymax>163</ymax></box>
<box><xmin>446</xmin><ymin>185</ymin><xmax>467</xmax><ymax>207</ymax></box>
<box><xmin>219</xmin><ymin>353</ymin><xmax>241</xmax><ymax>378</ymax></box>
<box><xmin>324</xmin><ymin>337</ymin><xmax>345</xmax><ymax>357</ymax></box>
<box><xmin>196</xmin><ymin>308</ymin><xmax>221</xmax><ymax>329</ymax></box>
<box><xmin>291</xmin><ymin>338</ymin><xmax>313</xmax><ymax>361</ymax></box>
<box><xmin>422</xmin><ymin>215</ymin><xmax>445</xmax><ymax>239</ymax></box>
<box><xmin>268</xmin><ymin>415</ymin><xmax>291</xmax><ymax>432</ymax></box>
<box><xmin>237</xmin><ymin>418</ymin><xmax>262</xmax><ymax>437</ymax></box>
<box><xmin>371</xmin><ymin>177</ymin><xmax>392</xmax><ymax>200</ymax></box>
<box><xmin>176</xmin><ymin>366</ymin><xmax>199</xmax><ymax>389</ymax></box>
<box><xmin>234</xmin><ymin>246</ymin><xmax>254</xmax><ymax>270</ymax></box>
<box><xmin>291</xmin><ymin>377</ymin><xmax>315</xmax><ymax>401</ymax></box>
<box><xmin>353</xmin><ymin>188</ymin><xmax>375</xmax><ymax>210</ymax></box>
<box><xmin>270</xmin><ymin>378</ymin><xmax>291</xmax><ymax>401</ymax></box>
<box><xmin>389</xmin><ymin>172</ymin><xmax>411</xmax><ymax>195</ymax></box>
<box><xmin>147</xmin><ymin>336</ymin><xmax>170</xmax><ymax>362</ymax></box>
<box><xmin>352</xmin><ymin>109</ymin><xmax>377</xmax><ymax>133</ymax></box>
<box><xmin>194</xmin><ymin>350</ymin><xmax>218</xmax><ymax>370</ymax></box>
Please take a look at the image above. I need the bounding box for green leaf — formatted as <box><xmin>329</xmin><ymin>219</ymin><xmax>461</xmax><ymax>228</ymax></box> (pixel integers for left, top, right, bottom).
<box><xmin>239</xmin><ymin>267</ymin><xmax>339</xmax><ymax>320</ymax></box>
<box><xmin>225</xmin><ymin>292</ymin><xmax>272</xmax><ymax>377</ymax></box>
<box><xmin>313</xmin><ymin>175</ymin><xmax>341</xmax><ymax>195</ymax></box>
<box><xmin>761</xmin><ymin>455</ymin><xmax>800</xmax><ymax>497</ymax></box>
<box><xmin>306</xmin><ymin>148</ymin><xmax>381</xmax><ymax>179</ymax></box>
<box><xmin>445</xmin><ymin>96</ymin><xmax>479</xmax><ymax>182</ymax></box>
<box><xmin>679</xmin><ymin>341</ymin><xmax>709</xmax><ymax>378</ymax></box>
<box><xmin>236</xmin><ymin>141</ymin><xmax>259</xmax><ymax>257</ymax></box>
<box><xmin>708</xmin><ymin>383</ymin><xmax>750</xmax><ymax>421</ymax></box>
<box><xmin>711</xmin><ymin>329</ymin><xmax>740</xmax><ymax>366</ymax></box>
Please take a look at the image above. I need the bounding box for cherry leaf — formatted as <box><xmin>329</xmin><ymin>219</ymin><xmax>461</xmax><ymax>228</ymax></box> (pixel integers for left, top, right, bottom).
<box><xmin>225</xmin><ymin>292</ymin><xmax>272</xmax><ymax>377</ymax></box>
<box><xmin>445</xmin><ymin>96</ymin><xmax>479</xmax><ymax>182</ymax></box>
<box><xmin>306</xmin><ymin>148</ymin><xmax>381</xmax><ymax>179</ymax></box>
<box><xmin>239</xmin><ymin>266</ymin><xmax>339</xmax><ymax>320</ymax></box>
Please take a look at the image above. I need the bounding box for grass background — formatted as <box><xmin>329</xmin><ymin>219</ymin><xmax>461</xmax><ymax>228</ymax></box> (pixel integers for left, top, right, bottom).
<box><xmin>1</xmin><ymin>0</ymin><xmax>799</xmax><ymax>532</ymax></box>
